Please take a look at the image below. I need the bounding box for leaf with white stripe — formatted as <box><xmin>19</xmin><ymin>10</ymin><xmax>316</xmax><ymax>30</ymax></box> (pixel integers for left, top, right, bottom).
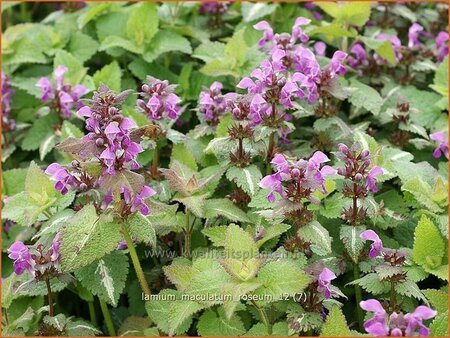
<box><xmin>39</xmin><ymin>133</ymin><xmax>57</xmax><ymax>160</ymax></box>
<box><xmin>226</xmin><ymin>165</ymin><xmax>262</xmax><ymax>197</ymax></box>
<box><xmin>204</xmin><ymin>199</ymin><xmax>250</xmax><ymax>223</ymax></box>
<box><xmin>298</xmin><ymin>221</ymin><xmax>332</xmax><ymax>255</ymax></box>
<box><xmin>340</xmin><ymin>225</ymin><xmax>366</xmax><ymax>263</ymax></box>
<box><xmin>75</xmin><ymin>251</ymin><xmax>129</xmax><ymax>307</ymax></box>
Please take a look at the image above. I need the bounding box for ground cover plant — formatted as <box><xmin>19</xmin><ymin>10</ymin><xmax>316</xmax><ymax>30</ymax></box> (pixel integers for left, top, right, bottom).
<box><xmin>1</xmin><ymin>1</ymin><xmax>449</xmax><ymax>337</ymax></box>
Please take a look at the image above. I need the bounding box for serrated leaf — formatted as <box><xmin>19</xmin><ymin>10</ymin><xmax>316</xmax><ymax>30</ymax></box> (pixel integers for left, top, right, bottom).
<box><xmin>413</xmin><ymin>215</ymin><xmax>445</xmax><ymax>270</ymax></box>
<box><xmin>193</xmin><ymin>41</ymin><xmax>225</xmax><ymax>63</ymax></box>
<box><xmin>127</xmin><ymin>2</ymin><xmax>158</xmax><ymax>47</ymax></box>
<box><xmin>348</xmin><ymin>78</ymin><xmax>382</xmax><ymax>115</ymax></box>
<box><xmin>143</xmin><ymin>30</ymin><xmax>192</xmax><ymax>63</ymax></box>
<box><xmin>60</xmin><ymin>204</ymin><xmax>122</xmax><ymax>271</ymax></box>
<box><xmin>163</xmin><ymin>258</ymin><xmax>198</xmax><ymax>291</ymax></box>
<box><xmin>93</xmin><ymin>61</ymin><xmax>122</xmax><ymax>92</ymax></box>
<box><xmin>298</xmin><ymin>221</ymin><xmax>332</xmax><ymax>255</ymax></box>
<box><xmin>171</xmin><ymin>143</ymin><xmax>197</xmax><ymax>171</ymax></box>
<box><xmin>205</xmin><ymin>199</ymin><xmax>250</xmax><ymax>223</ymax></box>
<box><xmin>184</xmin><ymin>267</ymin><xmax>230</xmax><ymax>306</ymax></box>
<box><xmin>175</xmin><ymin>193</ymin><xmax>208</xmax><ymax>218</ymax></box>
<box><xmin>21</xmin><ymin>114</ymin><xmax>58</xmax><ymax>151</ymax></box>
<box><xmin>320</xmin><ymin>306</ymin><xmax>351</xmax><ymax>336</ymax></box>
<box><xmin>430</xmin><ymin>311</ymin><xmax>448</xmax><ymax>336</ymax></box>
<box><xmin>128</xmin><ymin>212</ymin><xmax>156</xmax><ymax>247</ymax></box>
<box><xmin>423</xmin><ymin>289</ymin><xmax>448</xmax><ymax>313</ymax></box>
<box><xmin>224</xmin><ymin>224</ymin><xmax>258</xmax><ymax>261</ymax></box>
<box><xmin>340</xmin><ymin>225</ymin><xmax>365</xmax><ymax>263</ymax></box>
<box><xmin>222</xmin><ymin>279</ymin><xmax>262</xmax><ymax>319</ymax></box>
<box><xmin>255</xmin><ymin>224</ymin><xmax>291</xmax><ymax>248</ymax></box>
<box><xmin>255</xmin><ymin>260</ymin><xmax>311</xmax><ymax>302</ymax></box>
<box><xmin>68</xmin><ymin>32</ymin><xmax>99</xmax><ymax>63</ymax></box>
<box><xmin>197</xmin><ymin>309</ymin><xmax>246</xmax><ymax>336</ymax></box>
<box><xmin>2</xmin><ymin>168</ymin><xmax>27</xmax><ymax>196</ymax></box>
<box><xmin>347</xmin><ymin>273</ymin><xmax>389</xmax><ymax>295</ymax></box>
<box><xmin>75</xmin><ymin>252</ymin><xmax>129</xmax><ymax>307</ymax></box>
<box><xmin>226</xmin><ymin>165</ymin><xmax>262</xmax><ymax>197</ymax></box>
<box><xmin>202</xmin><ymin>226</ymin><xmax>227</xmax><ymax>247</ymax></box>
<box><xmin>395</xmin><ymin>280</ymin><xmax>427</xmax><ymax>302</ymax></box>
<box><xmin>66</xmin><ymin>319</ymin><xmax>102</xmax><ymax>336</ymax></box>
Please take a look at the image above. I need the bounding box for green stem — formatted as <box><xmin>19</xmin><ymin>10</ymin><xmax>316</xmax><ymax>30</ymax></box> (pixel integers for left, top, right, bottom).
<box><xmin>353</xmin><ymin>262</ymin><xmax>364</xmax><ymax>331</ymax></box>
<box><xmin>88</xmin><ymin>301</ymin><xmax>98</xmax><ymax>327</ymax></box>
<box><xmin>151</xmin><ymin>144</ymin><xmax>159</xmax><ymax>178</ymax></box>
<box><xmin>266</xmin><ymin>132</ymin><xmax>276</xmax><ymax>175</ymax></box>
<box><xmin>184</xmin><ymin>209</ymin><xmax>191</xmax><ymax>258</ymax></box>
<box><xmin>390</xmin><ymin>279</ymin><xmax>396</xmax><ymax>312</ymax></box>
<box><xmin>121</xmin><ymin>223</ymin><xmax>151</xmax><ymax>296</ymax></box>
<box><xmin>99</xmin><ymin>298</ymin><xmax>116</xmax><ymax>337</ymax></box>
<box><xmin>45</xmin><ymin>277</ymin><xmax>54</xmax><ymax>317</ymax></box>
<box><xmin>251</xmin><ymin>300</ymin><xmax>272</xmax><ymax>335</ymax></box>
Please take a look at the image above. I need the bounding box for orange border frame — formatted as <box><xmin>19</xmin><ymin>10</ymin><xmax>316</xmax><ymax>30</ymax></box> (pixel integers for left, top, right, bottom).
<box><xmin>0</xmin><ymin>0</ymin><xmax>448</xmax><ymax>337</ymax></box>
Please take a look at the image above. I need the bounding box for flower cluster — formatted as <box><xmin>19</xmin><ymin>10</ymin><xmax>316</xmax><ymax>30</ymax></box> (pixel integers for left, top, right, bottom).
<box><xmin>78</xmin><ymin>85</ymin><xmax>143</xmax><ymax>175</ymax></box>
<box><xmin>2</xmin><ymin>72</ymin><xmax>15</xmax><ymax>131</ymax></box>
<box><xmin>253</xmin><ymin>18</ymin><xmax>347</xmax><ymax>104</ymax></box>
<box><xmin>199</xmin><ymin>1</ymin><xmax>230</xmax><ymax>15</ymax></box>
<box><xmin>45</xmin><ymin>161</ymin><xmax>96</xmax><ymax>195</ymax></box>
<box><xmin>430</xmin><ymin>132</ymin><xmax>448</xmax><ymax>159</ymax></box>
<box><xmin>360</xmin><ymin>299</ymin><xmax>437</xmax><ymax>336</ymax></box>
<box><xmin>36</xmin><ymin>66</ymin><xmax>88</xmax><ymax>118</ymax></box>
<box><xmin>136</xmin><ymin>76</ymin><xmax>182</xmax><ymax>122</ymax></box>
<box><xmin>199</xmin><ymin>81</ymin><xmax>227</xmax><ymax>126</ymax></box>
<box><xmin>8</xmin><ymin>234</ymin><xmax>61</xmax><ymax>280</ymax></box>
<box><xmin>435</xmin><ymin>32</ymin><xmax>449</xmax><ymax>62</ymax></box>
<box><xmin>336</xmin><ymin>143</ymin><xmax>383</xmax><ymax>225</ymax></box>
<box><xmin>260</xmin><ymin>152</ymin><xmax>336</xmax><ymax>204</ymax></box>
<box><xmin>103</xmin><ymin>185</ymin><xmax>156</xmax><ymax>216</ymax></box>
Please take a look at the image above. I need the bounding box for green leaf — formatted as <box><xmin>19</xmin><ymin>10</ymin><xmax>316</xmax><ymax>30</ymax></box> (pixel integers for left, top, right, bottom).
<box><xmin>21</xmin><ymin>113</ymin><xmax>58</xmax><ymax>151</ymax></box>
<box><xmin>255</xmin><ymin>224</ymin><xmax>291</xmax><ymax>248</ymax></box>
<box><xmin>222</xmin><ymin>279</ymin><xmax>262</xmax><ymax>319</ymax></box>
<box><xmin>241</xmin><ymin>3</ymin><xmax>278</xmax><ymax>22</ymax></box>
<box><xmin>197</xmin><ymin>309</ymin><xmax>246</xmax><ymax>336</ymax></box>
<box><xmin>183</xmin><ymin>267</ymin><xmax>230</xmax><ymax>306</ymax></box>
<box><xmin>171</xmin><ymin>143</ymin><xmax>197</xmax><ymax>171</ymax></box>
<box><xmin>402</xmin><ymin>177</ymin><xmax>444</xmax><ymax>213</ymax></box>
<box><xmin>163</xmin><ymin>258</ymin><xmax>198</xmax><ymax>291</ymax></box>
<box><xmin>340</xmin><ymin>225</ymin><xmax>365</xmax><ymax>263</ymax></box>
<box><xmin>348</xmin><ymin>78</ymin><xmax>382</xmax><ymax>115</ymax></box>
<box><xmin>360</xmin><ymin>36</ymin><xmax>396</xmax><ymax>65</ymax></box>
<box><xmin>128</xmin><ymin>212</ymin><xmax>156</xmax><ymax>247</ymax></box>
<box><xmin>75</xmin><ymin>252</ymin><xmax>129</xmax><ymax>307</ymax></box>
<box><xmin>255</xmin><ymin>260</ymin><xmax>311</xmax><ymax>302</ymax></box>
<box><xmin>2</xmin><ymin>168</ymin><xmax>27</xmax><ymax>196</ymax></box>
<box><xmin>68</xmin><ymin>32</ymin><xmax>99</xmax><ymax>63</ymax></box>
<box><xmin>93</xmin><ymin>61</ymin><xmax>122</xmax><ymax>92</ymax></box>
<box><xmin>60</xmin><ymin>204</ymin><xmax>122</xmax><ymax>271</ymax></box>
<box><xmin>26</xmin><ymin>161</ymin><xmax>56</xmax><ymax>198</ymax></box>
<box><xmin>413</xmin><ymin>215</ymin><xmax>445</xmax><ymax>270</ymax></box>
<box><xmin>99</xmin><ymin>35</ymin><xmax>143</xmax><ymax>54</ymax></box>
<box><xmin>127</xmin><ymin>2</ymin><xmax>158</xmax><ymax>47</ymax></box>
<box><xmin>66</xmin><ymin>319</ymin><xmax>102</xmax><ymax>336</ymax></box>
<box><xmin>204</xmin><ymin>199</ymin><xmax>250</xmax><ymax>223</ymax></box>
<box><xmin>430</xmin><ymin>56</ymin><xmax>448</xmax><ymax>108</ymax></box>
<box><xmin>317</xmin><ymin>2</ymin><xmax>371</xmax><ymax>26</ymax></box>
<box><xmin>61</xmin><ymin>120</ymin><xmax>84</xmax><ymax>139</ymax></box>
<box><xmin>193</xmin><ymin>41</ymin><xmax>225</xmax><ymax>63</ymax></box>
<box><xmin>174</xmin><ymin>194</ymin><xmax>208</xmax><ymax>218</ymax></box>
<box><xmin>395</xmin><ymin>280</ymin><xmax>427</xmax><ymax>302</ymax></box>
<box><xmin>320</xmin><ymin>306</ymin><xmax>351</xmax><ymax>336</ymax></box>
<box><xmin>143</xmin><ymin>30</ymin><xmax>192</xmax><ymax>63</ymax></box>
<box><xmin>298</xmin><ymin>221</ymin><xmax>332</xmax><ymax>255</ymax></box>
<box><xmin>347</xmin><ymin>273</ymin><xmax>390</xmax><ymax>295</ymax></box>
<box><xmin>226</xmin><ymin>165</ymin><xmax>262</xmax><ymax>197</ymax></box>
<box><xmin>423</xmin><ymin>289</ymin><xmax>448</xmax><ymax>313</ymax></box>
<box><xmin>202</xmin><ymin>226</ymin><xmax>227</xmax><ymax>247</ymax></box>
<box><xmin>77</xmin><ymin>2</ymin><xmax>115</xmax><ymax>28</ymax></box>
<box><xmin>430</xmin><ymin>311</ymin><xmax>448</xmax><ymax>336</ymax></box>
<box><xmin>225</xmin><ymin>29</ymin><xmax>248</xmax><ymax>68</ymax></box>
<box><xmin>39</xmin><ymin>134</ymin><xmax>57</xmax><ymax>161</ymax></box>
<box><xmin>53</xmin><ymin>50</ymin><xmax>86</xmax><ymax>86</ymax></box>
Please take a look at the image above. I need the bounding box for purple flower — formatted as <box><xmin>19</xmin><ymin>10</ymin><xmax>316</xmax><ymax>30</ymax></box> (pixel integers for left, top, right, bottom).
<box><xmin>366</xmin><ymin>166</ymin><xmax>383</xmax><ymax>192</ymax></box>
<box><xmin>314</xmin><ymin>41</ymin><xmax>326</xmax><ymax>57</ymax></box>
<box><xmin>435</xmin><ymin>31</ymin><xmax>448</xmax><ymax>62</ymax></box>
<box><xmin>36</xmin><ymin>65</ymin><xmax>88</xmax><ymax>118</ymax></box>
<box><xmin>348</xmin><ymin>43</ymin><xmax>367</xmax><ymax>68</ymax></box>
<box><xmin>259</xmin><ymin>152</ymin><xmax>336</xmax><ymax>203</ymax></box>
<box><xmin>199</xmin><ymin>1</ymin><xmax>230</xmax><ymax>15</ymax></box>
<box><xmin>360</xmin><ymin>300</ymin><xmax>437</xmax><ymax>336</ymax></box>
<box><xmin>8</xmin><ymin>241</ymin><xmax>33</xmax><ymax>275</ymax></box>
<box><xmin>360</xmin><ymin>299</ymin><xmax>389</xmax><ymax>336</ymax></box>
<box><xmin>199</xmin><ymin>81</ymin><xmax>226</xmax><ymax>125</ymax></box>
<box><xmin>360</xmin><ymin>230</ymin><xmax>384</xmax><ymax>258</ymax></box>
<box><xmin>328</xmin><ymin>51</ymin><xmax>347</xmax><ymax>76</ymax></box>
<box><xmin>408</xmin><ymin>23</ymin><xmax>424</xmax><ymax>48</ymax></box>
<box><xmin>137</xmin><ymin>76</ymin><xmax>182</xmax><ymax>121</ymax></box>
<box><xmin>121</xmin><ymin>185</ymin><xmax>156</xmax><ymax>216</ymax></box>
<box><xmin>45</xmin><ymin>163</ymin><xmax>77</xmax><ymax>195</ymax></box>
<box><xmin>2</xmin><ymin>72</ymin><xmax>15</xmax><ymax>131</ymax></box>
<box><xmin>430</xmin><ymin>132</ymin><xmax>449</xmax><ymax>159</ymax></box>
<box><xmin>404</xmin><ymin>306</ymin><xmax>438</xmax><ymax>336</ymax></box>
<box><xmin>254</xmin><ymin>21</ymin><xmax>274</xmax><ymax>47</ymax></box>
<box><xmin>317</xmin><ymin>267</ymin><xmax>336</xmax><ymax>299</ymax></box>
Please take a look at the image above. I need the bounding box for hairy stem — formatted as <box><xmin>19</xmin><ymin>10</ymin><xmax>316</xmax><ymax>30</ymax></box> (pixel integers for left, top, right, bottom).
<box><xmin>266</xmin><ymin>132</ymin><xmax>276</xmax><ymax>175</ymax></box>
<box><xmin>251</xmin><ymin>300</ymin><xmax>272</xmax><ymax>335</ymax></box>
<box><xmin>45</xmin><ymin>277</ymin><xmax>54</xmax><ymax>317</ymax></box>
<box><xmin>88</xmin><ymin>300</ymin><xmax>98</xmax><ymax>327</ymax></box>
<box><xmin>121</xmin><ymin>223</ymin><xmax>151</xmax><ymax>296</ymax></box>
<box><xmin>390</xmin><ymin>279</ymin><xmax>397</xmax><ymax>311</ymax></box>
<box><xmin>150</xmin><ymin>144</ymin><xmax>159</xmax><ymax>178</ymax></box>
<box><xmin>184</xmin><ymin>209</ymin><xmax>192</xmax><ymax>258</ymax></box>
<box><xmin>99</xmin><ymin>298</ymin><xmax>116</xmax><ymax>337</ymax></box>
<box><xmin>353</xmin><ymin>263</ymin><xmax>364</xmax><ymax>331</ymax></box>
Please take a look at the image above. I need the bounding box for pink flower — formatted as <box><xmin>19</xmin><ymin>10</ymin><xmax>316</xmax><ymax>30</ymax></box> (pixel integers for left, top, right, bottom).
<box><xmin>8</xmin><ymin>241</ymin><xmax>33</xmax><ymax>275</ymax></box>
<box><xmin>430</xmin><ymin>132</ymin><xmax>448</xmax><ymax>159</ymax></box>
<box><xmin>360</xmin><ymin>230</ymin><xmax>384</xmax><ymax>258</ymax></box>
<box><xmin>317</xmin><ymin>268</ymin><xmax>336</xmax><ymax>299</ymax></box>
<box><xmin>435</xmin><ymin>31</ymin><xmax>448</xmax><ymax>62</ymax></box>
<box><xmin>366</xmin><ymin>166</ymin><xmax>383</xmax><ymax>192</ymax></box>
<box><xmin>408</xmin><ymin>23</ymin><xmax>424</xmax><ymax>48</ymax></box>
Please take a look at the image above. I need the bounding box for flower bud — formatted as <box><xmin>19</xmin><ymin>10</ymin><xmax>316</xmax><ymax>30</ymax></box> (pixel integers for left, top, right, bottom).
<box><xmin>96</xmin><ymin>138</ymin><xmax>104</xmax><ymax>146</ymax></box>
<box><xmin>232</xmin><ymin>107</ymin><xmax>241</xmax><ymax>117</ymax></box>
<box><xmin>291</xmin><ymin>168</ymin><xmax>301</xmax><ymax>177</ymax></box>
<box><xmin>355</xmin><ymin>173</ymin><xmax>363</xmax><ymax>181</ymax></box>
<box><xmin>361</xmin><ymin>150</ymin><xmax>370</xmax><ymax>158</ymax></box>
<box><xmin>141</xmin><ymin>84</ymin><xmax>150</xmax><ymax>92</ymax></box>
<box><xmin>71</xmin><ymin>160</ymin><xmax>80</xmax><ymax>168</ymax></box>
<box><xmin>79</xmin><ymin>183</ymin><xmax>88</xmax><ymax>190</ymax></box>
